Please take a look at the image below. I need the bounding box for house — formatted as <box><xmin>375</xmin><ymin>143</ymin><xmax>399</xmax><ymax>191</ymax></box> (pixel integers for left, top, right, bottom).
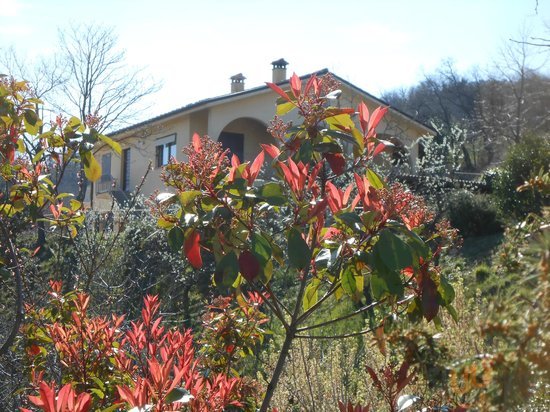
<box><xmin>89</xmin><ymin>59</ymin><xmax>434</xmax><ymax>210</ymax></box>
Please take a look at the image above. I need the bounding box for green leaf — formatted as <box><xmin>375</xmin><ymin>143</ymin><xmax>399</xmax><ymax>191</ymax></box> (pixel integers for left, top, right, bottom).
<box><xmin>277</xmin><ymin>101</ymin><xmax>295</xmax><ymax>116</ymax></box>
<box><xmin>252</xmin><ymin>232</ymin><xmax>272</xmax><ymax>264</ymax></box>
<box><xmin>446</xmin><ymin>304</ymin><xmax>459</xmax><ymax>322</ymax></box>
<box><xmin>352</xmin><ymin>127</ymin><xmax>365</xmax><ymax>151</ymax></box>
<box><xmin>216</xmin><ymin>251</ymin><xmax>239</xmax><ymax>288</ymax></box>
<box><xmin>91</xmin><ymin>377</ymin><xmax>105</xmax><ymax>391</ymax></box>
<box><xmin>16</xmin><ymin>138</ymin><xmax>25</xmax><ymax>153</ymax></box>
<box><xmin>303</xmin><ymin>279</ymin><xmax>320</xmax><ymax>311</ymax></box>
<box><xmin>374</xmin><ymin>230</ymin><xmax>413</xmax><ymax>272</ymax></box>
<box><xmin>259</xmin><ymin>182</ymin><xmax>287</xmax><ymax>206</ymax></box>
<box><xmin>165</xmin><ymin>387</ymin><xmax>194</xmax><ymax>404</ymax></box>
<box><xmin>287</xmin><ymin>228</ymin><xmax>311</xmax><ymax>270</ymax></box>
<box><xmin>259</xmin><ymin>259</ymin><xmax>273</xmax><ymax>284</ymax></box>
<box><xmin>23</xmin><ymin>109</ymin><xmax>41</xmax><ymax>135</ymax></box>
<box><xmin>340</xmin><ymin>266</ymin><xmax>358</xmax><ymax>296</ymax></box>
<box><xmin>366</xmin><ymin>168</ymin><xmax>385</xmax><ymax>189</ymax></box>
<box><xmin>314</xmin><ymin>141</ymin><xmax>342</xmax><ymax>153</ymax></box>
<box><xmin>323</xmin><ymin>129</ymin><xmax>359</xmax><ymax>147</ymax></box>
<box><xmin>32</xmin><ymin>149</ymin><xmax>45</xmax><ymax>163</ymax></box>
<box><xmin>98</xmin><ymin>134</ymin><xmax>122</xmax><ymax>155</ymax></box>
<box><xmin>369</xmin><ymin>250</ymin><xmax>405</xmax><ymax>298</ymax></box>
<box><xmin>157</xmin><ymin>217</ymin><xmax>175</xmax><ymax>229</ymax></box>
<box><xmin>370</xmin><ymin>273</ymin><xmax>388</xmax><ymax>299</ymax></box>
<box><xmin>67</xmin><ymin>116</ymin><xmax>81</xmax><ymax>129</ymax></box>
<box><xmin>90</xmin><ymin>388</ymin><xmax>105</xmax><ymax>399</ymax></box>
<box><xmin>0</xmin><ymin>204</ymin><xmax>16</xmax><ymax>217</ymax></box>
<box><xmin>326</xmin><ymin>113</ymin><xmax>354</xmax><ymax>129</ymax></box>
<box><xmin>438</xmin><ymin>275</ymin><xmax>455</xmax><ymax>305</ymax></box>
<box><xmin>167</xmin><ymin>226</ymin><xmax>185</xmax><ymax>252</ymax></box>
<box><xmin>80</xmin><ymin>150</ymin><xmax>102</xmax><ymax>182</ymax></box>
<box><xmin>336</xmin><ymin>212</ymin><xmax>364</xmax><ymax>231</ymax></box>
<box><xmin>69</xmin><ymin>199</ymin><xmax>81</xmax><ymax>211</ymax></box>
<box><xmin>355</xmin><ymin>271</ymin><xmax>364</xmax><ymax>294</ymax></box>
<box><xmin>179</xmin><ymin>190</ymin><xmax>201</xmax><ymax>207</ymax></box>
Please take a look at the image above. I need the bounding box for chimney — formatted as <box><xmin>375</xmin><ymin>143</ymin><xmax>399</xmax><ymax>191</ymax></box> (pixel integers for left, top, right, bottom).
<box><xmin>271</xmin><ymin>58</ymin><xmax>288</xmax><ymax>83</ymax></box>
<box><xmin>230</xmin><ymin>73</ymin><xmax>246</xmax><ymax>93</ymax></box>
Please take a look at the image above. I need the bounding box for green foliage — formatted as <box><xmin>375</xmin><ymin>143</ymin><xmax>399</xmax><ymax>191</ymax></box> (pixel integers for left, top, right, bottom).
<box><xmin>448</xmin><ymin>215</ymin><xmax>549</xmax><ymax>410</ymax></box>
<box><xmin>492</xmin><ymin>134</ymin><xmax>550</xmax><ymax>218</ymax></box>
<box><xmin>446</xmin><ymin>190</ymin><xmax>503</xmax><ymax>237</ymax></box>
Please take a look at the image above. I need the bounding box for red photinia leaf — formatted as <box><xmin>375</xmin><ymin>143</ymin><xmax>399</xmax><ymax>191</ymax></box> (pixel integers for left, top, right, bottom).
<box><xmin>396</xmin><ymin>361</ymin><xmax>411</xmax><ymax>392</ymax></box>
<box><xmin>290</xmin><ymin>73</ymin><xmax>302</xmax><ymax>98</ymax></box>
<box><xmin>27</xmin><ymin>344</ymin><xmax>41</xmax><ymax>356</ymax></box>
<box><xmin>34</xmin><ymin>382</ymin><xmax>55</xmax><ymax>411</ymax></box>
<box><xmin>358</xmin><ymin>101</ymin><xmax>370</xmax><ymax>134</ymax></box>
<box><xmin>261</xmin><ymin>144</ymin><xmax>280</xmax><ymax>159</ymax></box>
<box><xmin>343</xmin><ymin>183</ymin><xmax>353</xmax><ymax>205</ymax></box>
<box><xmin>326</xmin><ymin>181</ymin><xmax>343</xmax><ymax>213</ymax></box>
<box><xmin>367</xmin><ymin>106</ymin><xmax>388</xmax><ymax>135</ymax></box>
<box><xmin>266</xmin><ymin>82</ymin><xmax>291</xmax><ymax>101</ymax></box>
<box><xmin>304</xmin><ymin>74</ymin><xmax>318</xmax><ymax>96</ymax></box>
<box><xmin>57</xmin><ymin>384</ymin><xmax>73</xmax><ymax>411</ymax></box>
<box><xmin>307</xmin><ymin>198</ymin><xmax>328</xmax><ymax>221</ymax></box>
<box><xmin>324</xmin><ymin>152</ymin><xmax>346</xmax><ymax>175</ymax></box>
<box><xmin>192</xmin><ymin>133</ymin><xmax>202</xmax><ymax>152</ymax></box>
<box><xmin>372</xmin><ymin>142</ymin><xmax>386</xmax><ymax>158</ymax></box>
<box><xmin>184</xmin><ymin>230</ymin><xmax>203</xmax><ymax>269</ymax></box>
<box><xmin>74</xmin><ymin>392</ymin><xmax>92</xmax><ymax>412</ymax></box>
<box><xmin>231</xmin><ymin>153</ymin><xmax>240</xmax><ymax>168</ymax></box>
<box><xmin>248</xmin><ymin>150</ymin><xmax>264</xmax><ymax>184</ymax></box>
<box><xmin>365</xmin><ymin>366</ymin><xmax>382</xmax><ymax>391</ymax></box>
<box><xmin>308</xmin><ymin>161</ymin><xmax>324</xmax><ymax>190</ymax></box>
<box><xmin>421</xmin><ymin>276</ymin><xmax>439</xmax><ymax>321</ymax></box>
<box><xmin>323</xmin><ymin>227</ymin><xmax>341</xmax><ymax>240</ymax></box>
<box><xmin>278</xmin><ymin>161</ymin><xmax>295</xmax><ymax>192</ymax></box>
<box><xmin>239</xmin><ymin>250</ymin><xmax>260</xmax><ymax>282</ymax></box>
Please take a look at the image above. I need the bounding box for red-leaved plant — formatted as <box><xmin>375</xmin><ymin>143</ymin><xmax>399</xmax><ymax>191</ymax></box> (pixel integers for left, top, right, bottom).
<box><xmin>21</xmin><ymin>282</ymin><xmax>262</xmax><ymax>411</ymax></box>
<box><xmin>154</xmin><ymin>72</ymin><xmax>458</xmax><ymax>411</ymax></box>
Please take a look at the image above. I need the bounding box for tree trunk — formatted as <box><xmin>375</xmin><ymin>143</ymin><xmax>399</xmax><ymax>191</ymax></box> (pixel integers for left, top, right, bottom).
<box><xmin>259</xmin><ymin>327</ymin><xmax>295</xmax><ymax>412</ymax></box>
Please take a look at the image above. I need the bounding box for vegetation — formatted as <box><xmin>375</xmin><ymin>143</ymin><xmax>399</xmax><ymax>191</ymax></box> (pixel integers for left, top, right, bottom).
<box><xmin>1</xmin><ymin>38</ymin><xmax>549</xmax><ymax>411</ymax></box>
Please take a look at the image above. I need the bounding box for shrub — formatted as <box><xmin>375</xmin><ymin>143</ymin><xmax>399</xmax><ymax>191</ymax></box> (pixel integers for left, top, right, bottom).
<box><xmin>21</xmin><ymin>282</ymin><xmax>263</xmax><ymax>411</ymax></box>
<box><xmin>473</xmin><ymin>263</ymin><xmax>492</xmax><ymax>283</ymax></box>
<box><xmin>492</xmin><ymin>134</ymin><xmax>550</xmax><ymax>218</ymax></box>
<box><xmin>446</xmin><ymin>190</ymin><xmax>503</xmax><ymax>237</ymax></box>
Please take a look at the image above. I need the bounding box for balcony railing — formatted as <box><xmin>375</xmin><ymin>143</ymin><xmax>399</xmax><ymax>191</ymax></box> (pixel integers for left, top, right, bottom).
<box><xmin>96</xmin><ymin>175</ymin><xmax>118</xmax><ymax>194</ymax></box>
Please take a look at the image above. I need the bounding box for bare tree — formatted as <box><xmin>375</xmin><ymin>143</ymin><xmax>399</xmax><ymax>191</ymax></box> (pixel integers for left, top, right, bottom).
<box><xmin>477</xmin><ymin>29</ymin><xmax>550</xmax><ymax>150</ymax></box>
<box><xmin>54</xmin><ymin>25</ymin><xmax>161</xmax><ymax>132</ymax></box>
<box><xmin>0</xmin><ymin>47</ymin><xmax>66</xmax><ymax>103</ymax></box>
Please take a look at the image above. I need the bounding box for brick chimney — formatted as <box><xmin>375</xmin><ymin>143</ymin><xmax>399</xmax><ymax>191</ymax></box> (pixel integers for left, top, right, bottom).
<box><xmin>271</xmin><ymin>58</ymin><xmax>288</xmax><ymax>83</ymax></box>
<box><xmin>230</xmin><ymin>73</ymin><xmax>246</xmax><ymax>93</ymax></box>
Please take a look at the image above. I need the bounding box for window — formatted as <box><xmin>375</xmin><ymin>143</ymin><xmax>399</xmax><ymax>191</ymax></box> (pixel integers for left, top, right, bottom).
<box><xmin>155</xmin><ymin>134</ymin><xmax>176</xmax><ymax>167</ymax></box>
<box><xmin>218</xmin><ymin>132</ymin><xmax>244</xmax><ymax>161</ymax></box>
<box><xmin>101</xmin><ymin>153</ymin><xmax>112</xmax><ymax>177</ymax></box>
<box><xmin>122</xmin><ymin>148</ymin><xmax>131</xmax><ymax>192</ymax></box>
<box><xmin>97</xmin><ymin>153</ymin><xmax>112</xmax><ymax>194</ymax></box>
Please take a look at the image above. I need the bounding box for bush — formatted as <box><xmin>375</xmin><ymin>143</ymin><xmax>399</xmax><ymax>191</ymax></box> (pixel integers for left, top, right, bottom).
<box><xmin>492</xmin><ymin>134</ymin><xmax>550</xmax><ymax>218</ymax></box>
<box><xmin>446</xmin><ymin>190</ymin><xmax>503</xmax><ymax>237</ymax></box>
<box><xmin>473</xmin><ymin>263</ymin><xmax>492</xmax><ymax>283</ymax></box>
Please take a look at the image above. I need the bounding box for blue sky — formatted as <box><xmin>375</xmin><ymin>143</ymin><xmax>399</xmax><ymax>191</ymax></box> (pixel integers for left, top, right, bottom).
<box><xmin>1</xmin><ymin>0</ymin><xmax>548</xmax><ymax>120</ymax></box>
